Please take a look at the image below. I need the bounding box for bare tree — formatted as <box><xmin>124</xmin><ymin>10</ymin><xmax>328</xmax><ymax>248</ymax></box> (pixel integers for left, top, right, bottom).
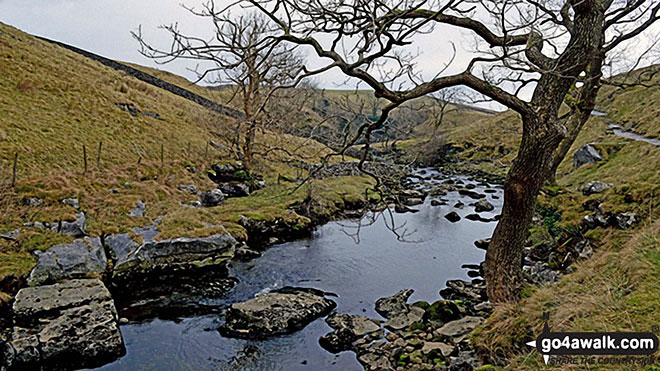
<box><xmin>133</xmin><ymin>9</ymin><xmax>308</xmax><ymax>168</ymax></box>
<box><xmin>216</xmin><ymin>0</ymin><xmax>660</xmax><ymax>303</ymax></box>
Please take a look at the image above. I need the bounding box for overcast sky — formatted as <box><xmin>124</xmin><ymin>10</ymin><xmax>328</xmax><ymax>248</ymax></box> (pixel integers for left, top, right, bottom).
<box><xmin>0</xmin><ymin>0</ymin><xmax>475</xmax><ymax>92</ymax></box>
<box><xmin>2</xmin><ymin>1</ymin><xmax>657</xmax><ymax>105</ymax></box>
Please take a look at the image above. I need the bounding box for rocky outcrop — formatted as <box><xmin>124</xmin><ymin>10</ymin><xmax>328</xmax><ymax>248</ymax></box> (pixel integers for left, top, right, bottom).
<box><xmin>582</xmin><ymin>181</ymin><xmax>612</xmax><ymax>195</ymax></box>
<box><xmin>6</xmin><ymin>279</ymin><xmax>125</xmax><ymax>369</ymax></box>
<box><xmin>127</xmin><ymin>200</ymin><xmax>146</xmax><ymax>217</ymax></box>
<box><xmin>208</xmin><ymin>163</ymin><xmax>250</xmax><ymax>183</ymax></box>
<box><xmin>61</xmin><ymin>198</ymin><xmax>79</xmax><ymax>209</ymax></box>
<box><xmin>218</xmin><ymin>182</ymin><xmax>250</xmax><ymax>198</ymax></box>
<box><xmin>177</xmin><ymin>184</ymin><xmax>198</xmax><ymax>195</ymax></box>
<box><xmin>440</xmin><ymin>279</ymin><xmax>488</xmax><ymax>302</ymax></box>
<box><xmin>436</xmin><ymin>316</ymin><xmax>484</xmax><ymax>343</ymax></box>
<box><xmin>573</xmin><ymin>144</ymin><xmax>603</xmax><ymax>169</ymax></box>
<box><xmin>220</xmin><ymin>287</ymin><xmax>336</xmax><ymax>339</ymax></box>
<box><xmin>0</xmin><ymin>229</ymin><xmax>20</xmax><ymax>242</ymax></box>
<box><xmin>238</xmin><ymin>214</ymin><xmax>310</xmax><ymax>246</ymax></box>
<box><xmin>109</xmin><ymin>233</ymin><xmax>236</xmax><ymax>291</ymax></box>
<box><xmin>23</xmin><ymin>212</ymin><xmax>87</xmax><ymax>237</ymax></box>
<box><xmin>199</xmin><ymin>189</ymin><xmax>225</xmax><ymax>207</ymax></box>
<box><xmin>27</xmin><ymin>237</ymin><xmax>107</xmax><ymax>286</ymax></box>
<box><xmin>319</xmin><ymin>313</ymin><xmax>382</xmax><ymax>353</ymax></box>
<box><xmin>375</xmin><ymin>289</ymin><xmax>414</xmax><ymax>318</ymax></box>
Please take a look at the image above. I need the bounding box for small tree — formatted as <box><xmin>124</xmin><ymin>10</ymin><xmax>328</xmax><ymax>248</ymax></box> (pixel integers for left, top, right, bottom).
<box><xmin>133</xmin><ymin>9</ymin><xmax>307</xmax><ymax>168</ymax></box>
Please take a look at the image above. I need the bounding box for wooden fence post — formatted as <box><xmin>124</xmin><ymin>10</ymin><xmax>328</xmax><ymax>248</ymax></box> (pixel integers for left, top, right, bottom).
<box><xmin>11</xmin><ymin>152</ymin><xmax>17</xmax><ymax>188</ymax></box>
<box><xmin>160</xmin><ymin>143</ymin><xmax>164</xmax><ymax>166</ymax></box>
<box><xmin>83</xmin><ymin>144</ymin><xmax>88</xmax><ymax>173</ymax></box>
<box><xmin>97</xmin><ymin>141</ymin><xmax>103</xmax><ymax>170</ymax></box>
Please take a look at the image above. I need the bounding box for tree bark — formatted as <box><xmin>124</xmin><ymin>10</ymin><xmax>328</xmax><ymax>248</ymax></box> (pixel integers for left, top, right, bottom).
<box><xmin>485</xmin><ymin>117</ymin><xmax>564</xmax><ymax>301</ymax></box>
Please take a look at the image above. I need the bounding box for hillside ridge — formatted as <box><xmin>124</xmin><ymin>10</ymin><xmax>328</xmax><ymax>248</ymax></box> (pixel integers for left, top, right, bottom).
<box><xmin>37</xmin><ymin>36</ymin><xmax>245</xmax><ymax>119</ymax></box>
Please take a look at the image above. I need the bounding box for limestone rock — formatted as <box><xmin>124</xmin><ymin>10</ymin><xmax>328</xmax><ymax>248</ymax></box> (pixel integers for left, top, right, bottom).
<box><xmin>199</xmin><ymin>189</ymin><xmax>225</xmax><ymax>207</ymax></box>
<box><xmin>582</xmin><ymin>181</ymin><xmax>612</xmax><ymax>195</ymax></box>
<box><xmin>220</xmin><ymin>287</ymin><xmax>336</xmax><ymax>338</ymax></box>
<box><xmin>27</xmin><ymin>237</ymin><xmax>107</xmax><ymax>286</ymax></box>
<box><xmin>111</xmin><ymin>233</ymin><xmax>236</xmax><ymax>289</ymax></box>
<box><xmin>473</xmin><ymin>200</ymin><xmax>494</xmax><ymax>212</ymax></box>
<box><xmin>218</xmin><ymin>182</ymin><xmax>251</xmax><ymax>198</ymax></box>
<box><xmin>573</xmin><ymin>144</ymin><xmax>602</xmax><ymax>169</ymax></box>
<box><xmin>375</xmin><ymin>289</ymin><xmax>414</xmax><ymax>318</ymax></box>
<box><xmin>10</xmin><ymin>279</ymin><xmax>125</xmax><ymax>369</ymax></box>
<box><xmin>177</xmin><ymin>184</ymin><xmax>198</xmax><ymax>195</ymax></box>
<box><xmin>436</xmin><ymin>316</ymin><xmax>484</xmax><ymax>343</ymax></box>
<box><xmin>128</xmin><ymin>200</ymin><xmax>146</xmax><ymax>217</ymax></box>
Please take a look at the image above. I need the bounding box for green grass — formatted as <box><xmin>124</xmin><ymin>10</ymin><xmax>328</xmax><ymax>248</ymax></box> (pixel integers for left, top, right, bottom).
<box><xmin>473</xmin><ymin>221</ymin><xmax>660</xmax><ymax>370</ymax></box>
<box><xmin>0</xmin><ymin>23</ymin><xmax>373</xmax><ymax>285</ymax></box>
<box><xmin>428</xmin><ymin>66</ymin><xmax>660</xmax><ymax>370</ymax></box>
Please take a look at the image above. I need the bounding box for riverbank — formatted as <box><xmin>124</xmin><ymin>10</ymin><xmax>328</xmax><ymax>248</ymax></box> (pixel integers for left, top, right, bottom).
<box><xmin>96</xmin><ymin>168</ymin><xmax>504</xmax><ymax>370</ymax></box>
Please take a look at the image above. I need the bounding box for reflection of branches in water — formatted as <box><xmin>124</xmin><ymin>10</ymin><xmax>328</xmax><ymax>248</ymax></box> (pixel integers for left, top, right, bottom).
<box><xmin>335</xmin><ymin>207</ymin><xmax>422</xmax><ymax>244</ymax></box>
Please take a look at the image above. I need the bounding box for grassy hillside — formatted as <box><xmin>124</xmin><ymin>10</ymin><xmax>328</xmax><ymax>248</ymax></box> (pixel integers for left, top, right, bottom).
<box><xmin>597</xmin><ymin>65</ymin><xmax>660</xmax><ymax>138</ymax></box>
<box><xmin>427</xmin><ymin>68</ymin><xmax>660</xmax><ymax>369</ymax></box>
<box><xmin>0</xmin><ymin>23</ymin><xmax>373</xmax><ymax>287</ymax></box>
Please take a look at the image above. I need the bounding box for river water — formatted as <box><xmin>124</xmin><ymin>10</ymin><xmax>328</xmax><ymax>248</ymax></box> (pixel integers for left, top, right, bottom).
<box><xmin>95</xmin><ymin>169</ymin><xmax>502</xmax><ymax>371</ymax></box>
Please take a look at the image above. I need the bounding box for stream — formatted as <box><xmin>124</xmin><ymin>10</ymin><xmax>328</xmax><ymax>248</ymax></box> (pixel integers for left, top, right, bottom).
<box><xmin>94</xmin><ymin>169</ymin><xmax>502</xmax><ymax>371</ymax></box>
<box><xmin>592</xmin><ymin>110</ymin><xmax>660</xmax><ymax>146</ymax></box>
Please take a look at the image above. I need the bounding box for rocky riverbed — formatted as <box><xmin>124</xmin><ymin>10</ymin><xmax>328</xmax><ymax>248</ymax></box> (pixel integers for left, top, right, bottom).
<box><xmin>1</xmin><ymin>163</ymin><xmax>620</xmax><ymax>370</ymax></box>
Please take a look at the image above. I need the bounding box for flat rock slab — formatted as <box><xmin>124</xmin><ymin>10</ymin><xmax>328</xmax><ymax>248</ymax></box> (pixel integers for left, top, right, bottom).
<box><xmin>326</xmin><ymin>313</ymin><xmax>381</xmax><ymax>337</ymax></box>
<box><xmin>436</xmin><ymin>316</ymin><xmax>484</xmax><ymax>343</ymax></box>
<box><xmin>220</xmin><ymin>287</ymin><xmax>336</xmax><ymax>339</ymax></box>
<box><xmin>110</xmin><ymin>233</ymin><xmax>236</xmax><ymax>287</ymax></box>
<box><xmin>27</xmin><ymin>237</ymin><xmax>107</xmax><ymax>286</ymax></box>
<box><xmin>8</xmin><ymin>279</ymin><xmax>125</xmax><ymax>369</ymax></box>
<box><xmin>384</xmin><ymin>306</ymin><xmax>425</xmax><ymax>331</ymax></box>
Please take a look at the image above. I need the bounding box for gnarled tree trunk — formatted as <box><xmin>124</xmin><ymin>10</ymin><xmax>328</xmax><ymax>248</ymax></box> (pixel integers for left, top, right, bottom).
<box><xmin>485</xmin><ymin>117</ymin><xmax>565</xmax><ymax>301</ymax></box>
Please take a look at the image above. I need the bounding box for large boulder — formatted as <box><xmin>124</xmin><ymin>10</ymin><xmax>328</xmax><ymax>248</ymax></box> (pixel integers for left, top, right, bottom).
<box><xmin>27</xmin><ymin>237</ymin><xmax>107</xmax><ymax>286</ymax></box>
<box><xmin>23</xmin><ymin>212</ymin><xmax>87</xmax><ymax>237</ymax></box>
<box><xmin>110</xmin><ymin>233</ymin><xmax>236</xmax><ymax>290</ymax></box>
<box><xmin>219</xmin><ymin>287</ymin><xmax>336</xmax><ymax>339</ymax></box>
<box><xmin>444</xmin><ymin>211</ymin><xmax>461</xmax><ymax>222</ymax></box>
<box><xmin>208</xmin><ymin>162</ymin><xmax>249</xmax><ymax>183</ymax></box>
<box><xmin>8</xmin><ymin>279</ymin><xmax>125</xmax><ymax>369</ymax></box>
<box><xmin>573</xmin><ymin>144</ymin><xmax>603</xmax><ymax>169</ymax></box>
<box><xmin>218</xmin><ymin>182</ymin><xmax>251</xmax><ymax>198</ymax></box>
<box><xmin>199</xmin><ymin>189</ymin><xmax>225</xmax><ymax>207</ymax></box>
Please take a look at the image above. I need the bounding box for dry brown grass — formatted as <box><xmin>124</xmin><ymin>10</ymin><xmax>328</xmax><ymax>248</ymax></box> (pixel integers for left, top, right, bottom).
<box><xmin>473</xmin><ymin>221</ymin><xmax>660</xmax><ymax>370</ymax></box>
<box><xmin>0</xmin><ymin>23</ymin><xmax>372</xmax><ymax>283</ymax></box>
